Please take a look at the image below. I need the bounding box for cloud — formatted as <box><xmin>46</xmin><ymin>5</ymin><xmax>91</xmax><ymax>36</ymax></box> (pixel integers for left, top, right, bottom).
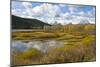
<box><xmin>32</xmin><ymin>3</ymin><xmax>62</xmax><ymax>18</ymax></box>
<box><xmin>12</xmin><ymin>1</ymin><xmax>26</xmax><ymax>17</ymax></box>
<box><xmin>22</xmin><ymin>2</ymin><xmax>33</xmax><ymax>16</ymax></box>
<box><xmin>22</xmin><ymin>2</ymin><xmax>32</xmax><ymax>8</ymax></box>
<box><xmin>59</xmin><ymin>4</ymin><xmax>67</xmax><ymax>7</ymax></box>
<box><xmin>12</xmin><ymin>1</ymin><xmax>33</xmax><ymax>17</ymax></box>
<box><xmin>11</xmin><ymin>1</ymin><xmax>95</xmax><ymax>24</ymax></box>
<box><xmin>68</xmin><ymin>5</ymin><xmax>76</xmax><ymax>14</ymax></box>
<box><xmin>67</xmin><ymin>5</ymin><xmax>83</xmax><ymax>14</ymax></box>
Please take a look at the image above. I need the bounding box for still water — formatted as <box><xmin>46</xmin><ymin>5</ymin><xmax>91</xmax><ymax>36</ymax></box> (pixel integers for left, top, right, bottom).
<box><xmin>11</xmin><ymin>40</ymin><xmax>64</xmax><ymax>53</ymax></box>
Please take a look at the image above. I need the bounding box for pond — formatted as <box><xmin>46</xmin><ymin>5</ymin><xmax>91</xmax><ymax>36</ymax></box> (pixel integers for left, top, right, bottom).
<box><xmin>11</xmin><ymin>40</ymin><xmax>64</xmax><ymax>53</ymax></box>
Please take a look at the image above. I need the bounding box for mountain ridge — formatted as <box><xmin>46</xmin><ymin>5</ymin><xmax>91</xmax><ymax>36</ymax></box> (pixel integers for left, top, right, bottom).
<box><xmin>12</xmin><ymin>15</ymin><xmax>51</xmax><ymax>29</ymax></box>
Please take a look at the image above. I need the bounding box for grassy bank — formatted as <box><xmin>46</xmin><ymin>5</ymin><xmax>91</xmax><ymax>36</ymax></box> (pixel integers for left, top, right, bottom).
<box><xmin>11</xmin><ymin>31</ymin><xmax>96</xmax><ymax>66</ymax></box>
<box><xmin>11</xmin><ymin>24</ymin><xmax>96</xmax><ymax>66</ymax></box>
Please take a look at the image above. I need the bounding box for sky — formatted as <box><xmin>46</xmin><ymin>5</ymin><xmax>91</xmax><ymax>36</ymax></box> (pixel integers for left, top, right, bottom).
<box><xmin>11</xmin><ymin>1</ymin><xmax>96</xmax><ymax>24</ymax></box>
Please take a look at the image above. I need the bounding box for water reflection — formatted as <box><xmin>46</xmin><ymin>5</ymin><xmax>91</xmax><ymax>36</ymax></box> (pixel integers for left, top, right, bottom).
<box><xmin>11</xmin><ymin>40</ymin><xmax>64</xmax><ymax>53</ymax></box>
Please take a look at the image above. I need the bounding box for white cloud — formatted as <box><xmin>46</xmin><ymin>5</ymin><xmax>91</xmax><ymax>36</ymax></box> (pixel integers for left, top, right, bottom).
<box><xmin>78</xmin><ymin>11</ymin><xmax>85</xmax><ymax>15</ymax></box>
<box><xmin>11</xmin><ymin>1</ymin><xmax>95</xmax><ymax>24</ymax></box>
<box><xmin>32</xmin><ymin>3</ymin><xmax>61</xmax><ymax>18</ymax></box>
<box><xmin>22</xmin><ymin>2</ymin><xmax>32</xmax><ymax>8</ymax></box>
<box><xmin>87</xmin><ymin>8</ymin><xmax>95</xmax><ymax>18</ymax></box>
<box><xmin>68</xmin><ymin>5</ymin><xmax>78</xmax><ymax>14</ymax></box>
<box><xmin>59</xmin><ymin>4</ymin><xmax>67</xmax><ymax>7</ymax></box>
<box><xmin>22</xmin><ymin>2</ymin><xmax>33</xmax><ymax>16</ymax></box>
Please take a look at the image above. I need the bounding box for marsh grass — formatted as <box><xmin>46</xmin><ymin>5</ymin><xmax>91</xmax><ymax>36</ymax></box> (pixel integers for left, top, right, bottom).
<box><xmin>11</xmin><ymin>24</ymin><xmax>96</xmax><ymax>66</ymax></box>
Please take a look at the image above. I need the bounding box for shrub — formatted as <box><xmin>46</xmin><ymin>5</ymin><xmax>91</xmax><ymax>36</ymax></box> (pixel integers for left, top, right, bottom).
<box><xmin>82</xmin><ymin>35</ymin><xmax>95</xmax><ymax>46</ymax></box>
<box><xmin>20</xmin><ymin>48</ymin><xmax>43</xmax><ymax>59</ymax></box>
<box><xmin>12</xmin><ymin>48</ymin><xmax>43</xmax><ymax>66</ymax></box>
<box><xmin>39</xmin><ymin>40</ymin><xmax>96</xmax><ymax>64</ymax></box>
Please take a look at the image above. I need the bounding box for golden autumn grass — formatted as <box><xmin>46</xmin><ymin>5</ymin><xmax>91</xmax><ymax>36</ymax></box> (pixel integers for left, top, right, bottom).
<box><xmin>11</xmin><ymin>24</ymin><xmax>96</xmax><ymax>66</ymax></box>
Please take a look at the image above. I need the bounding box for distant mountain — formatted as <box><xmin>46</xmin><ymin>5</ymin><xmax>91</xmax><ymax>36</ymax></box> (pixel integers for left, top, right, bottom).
<box><xmin>12</xmin><ymin>15</ymin><xmax>51</xmax><ymax>29</ymax></box>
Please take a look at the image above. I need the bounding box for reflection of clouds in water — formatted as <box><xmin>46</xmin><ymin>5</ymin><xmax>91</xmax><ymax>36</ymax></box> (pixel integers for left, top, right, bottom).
<box><xmin>11</xmin><ymin>40</ymin><xmax>64</xmax><ymax>53</ymax></box>
<box><xmin>11</xmin><ymin>41</ymin><xmax>28</xmax><ymax>52</ymax></box>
